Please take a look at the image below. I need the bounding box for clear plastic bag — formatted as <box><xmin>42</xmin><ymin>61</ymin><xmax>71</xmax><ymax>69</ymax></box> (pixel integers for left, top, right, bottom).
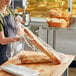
<box><xmin>11</xmin><ymin>15</ymin><xmax>69</xmax><ymax>64</ymax></box>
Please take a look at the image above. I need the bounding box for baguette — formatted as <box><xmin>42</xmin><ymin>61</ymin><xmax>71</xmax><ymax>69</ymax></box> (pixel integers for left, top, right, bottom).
<box><xmin>24</xmin><ymin>27</ymin><xmax>61</xmax><ymax>64</ymax></box>
<box><xmin>19</xmin><ymin>51</ymin><xmax>52</xmax><ymax>63</ymax></box>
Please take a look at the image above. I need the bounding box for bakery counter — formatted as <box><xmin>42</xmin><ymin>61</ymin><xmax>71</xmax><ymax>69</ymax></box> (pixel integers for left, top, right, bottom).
<box><xmin>0</xmin><ymin>51</ymin><xmax>74</xmax><ymax>76</ymax></box>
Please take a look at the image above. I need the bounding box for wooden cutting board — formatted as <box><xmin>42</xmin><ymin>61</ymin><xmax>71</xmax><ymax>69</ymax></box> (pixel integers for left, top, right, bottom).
<box><xmin>0</xmin><ymin>52</ymin><xmax>74</xmax><ymax>76</ymax></box>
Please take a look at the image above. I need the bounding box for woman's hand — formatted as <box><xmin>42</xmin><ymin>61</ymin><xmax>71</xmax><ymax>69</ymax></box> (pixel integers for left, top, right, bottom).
<box><xmin>15</xmin><ymin>15</ymin><xmax>23</xmax><ymax>22</ymax></box>
<box><xmin>16</xmin><ymin>35</ymin><xmax>24</xmax><ymax>41</ymax></box>
<box><xmin>0</xmin><ymin>31</ymin><xmax>24</xmax><ymax>45</ymax></box>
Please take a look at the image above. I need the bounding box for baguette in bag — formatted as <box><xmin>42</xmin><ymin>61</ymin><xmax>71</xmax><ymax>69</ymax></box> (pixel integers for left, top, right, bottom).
<box><xmin>19</xmin><ymin>51</ymin><xmax>52</xmax><ymax>63</ymax></box>
<box><xmin>23</xmin><ymin>27</ymin><xmax>61</xmax><ymax>64</ymax></box>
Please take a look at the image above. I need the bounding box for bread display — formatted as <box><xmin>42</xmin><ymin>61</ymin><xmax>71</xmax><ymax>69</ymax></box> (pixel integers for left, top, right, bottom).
<box><xmin>19</xmin><ymin>51</ymin><xmax>52</xmax><ymax>63</ymax></box>
<box><xmin>49</xmin><ymin>8</ymin><xmax>71</xmax><ymax>20</ymax></box>
<box><xmin>47</xmin><ymin>8</ymin><xmax>71</xmax><ymax>28</ymax></box>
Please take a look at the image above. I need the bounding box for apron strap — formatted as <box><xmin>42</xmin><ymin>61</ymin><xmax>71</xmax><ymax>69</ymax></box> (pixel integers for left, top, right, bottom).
<box><xmin>7</xmin><ymin>7</ymin><xmax>15</xmax><ymax>18</ymax></box>
<box><xmin>0</xmin><ymin>7</ymin><xmax>14</xmax><ymax>26</ymax></box>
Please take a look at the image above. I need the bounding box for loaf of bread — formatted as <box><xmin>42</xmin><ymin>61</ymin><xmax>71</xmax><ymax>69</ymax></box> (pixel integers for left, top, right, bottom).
<box><xmin>19</xmin><ymin>51</ymin><xmax>52</xmax><ymax>64</ymax></box>
<box><xmin>54</xmin><ymin>8</ymin><xmax>63</xmax><ymax>14</ymax></box>
<box><xmin>62</xmin><ymin>11</ymin><xmax>71</xmax><ymax>22</ymax></box>
<box><xmin>49</xmin><ymin>8</ymin><xmax>62</xmax><ymax>18</ymax></box>
<box><xmin>47</xmin><ymin>18</ymin><xmax>68</xmax><ymax>28</ymax></box>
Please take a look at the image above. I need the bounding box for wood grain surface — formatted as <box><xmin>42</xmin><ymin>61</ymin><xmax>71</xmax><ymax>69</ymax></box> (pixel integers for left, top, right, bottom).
<box><xmin>0</xmin><ymin>52</ymin><xmax>74</xmax><ymax>76</ymax></box>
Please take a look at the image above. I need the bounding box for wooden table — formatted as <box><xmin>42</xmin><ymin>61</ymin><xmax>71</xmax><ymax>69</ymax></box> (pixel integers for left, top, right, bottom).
<box><xmin>0</xmin><ymin>53</ymin><xmax>74</xmax><ymax>76</ymax></box>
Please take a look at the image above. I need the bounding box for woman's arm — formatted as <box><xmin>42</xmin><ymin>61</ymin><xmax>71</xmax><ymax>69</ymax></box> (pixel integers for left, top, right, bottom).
<box><xmin>0</xmin><ymin>31</ymin><xmax>22</xmax><ymax>45</ymax></box>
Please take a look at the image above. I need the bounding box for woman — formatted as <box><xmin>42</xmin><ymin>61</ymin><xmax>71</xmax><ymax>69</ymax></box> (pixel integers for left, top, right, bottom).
<box><xmin>0</xmin><ymin>0</ymin><xmax>24</xmax><ymax>65</ymax></box>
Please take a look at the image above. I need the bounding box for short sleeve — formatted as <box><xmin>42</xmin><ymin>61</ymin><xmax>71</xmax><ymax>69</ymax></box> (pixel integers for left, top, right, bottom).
<box><xmin>0</xmin><ymin>23</ymin><xmax>3</xmax><ymax>31</ymax></box>
<box><xmin>0</xmin><ymin>15</ymin><xmax>3</xmax><ymax>32</ymax></box>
